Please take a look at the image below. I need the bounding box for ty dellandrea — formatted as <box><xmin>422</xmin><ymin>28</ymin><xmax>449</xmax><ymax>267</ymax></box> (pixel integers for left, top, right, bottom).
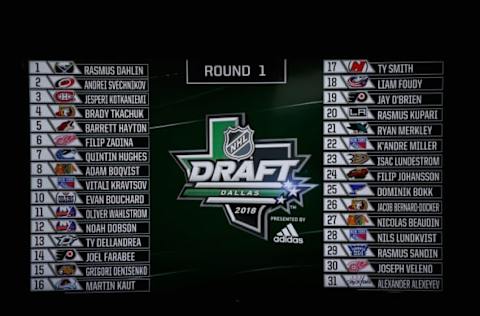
<box><xmin>171</xmin><ymin>113</ymin><xmax>317</xmax><ymax>241</ymax></box>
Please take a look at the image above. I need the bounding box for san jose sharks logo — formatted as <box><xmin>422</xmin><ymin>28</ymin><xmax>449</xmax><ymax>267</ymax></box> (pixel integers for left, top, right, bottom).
<box><xmin>171</xmin><ymin>114</ymin><xmax>317</xmax><ymax>241</ymax></box>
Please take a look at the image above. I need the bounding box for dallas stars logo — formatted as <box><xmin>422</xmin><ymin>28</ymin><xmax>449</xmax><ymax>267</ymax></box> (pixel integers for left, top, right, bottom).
<box><xmin>171</xmin><ymin>114</ymin><xmax>317</xmax><ymax>240</ymax></box>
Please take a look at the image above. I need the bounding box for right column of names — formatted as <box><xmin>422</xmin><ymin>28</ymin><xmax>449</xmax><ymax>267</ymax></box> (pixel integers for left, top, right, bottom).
<box><xmin>323</xmin><ymin>60</ymin><xmax>444</xmax><ymax>291</ymax></box>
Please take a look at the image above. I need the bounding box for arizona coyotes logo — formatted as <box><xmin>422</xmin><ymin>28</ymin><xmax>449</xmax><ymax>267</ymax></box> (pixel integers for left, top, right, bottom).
<box><xmin>171</xmin><ymin>114</ymin><xmax>317</xmax><ymax>240</ymax></box>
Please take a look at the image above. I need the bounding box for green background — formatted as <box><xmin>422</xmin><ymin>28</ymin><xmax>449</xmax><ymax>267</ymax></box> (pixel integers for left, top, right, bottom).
<box><xmin>148</xmin><ymin>59</ymin><xmax>324</xmax><ymax>291</ymax></box>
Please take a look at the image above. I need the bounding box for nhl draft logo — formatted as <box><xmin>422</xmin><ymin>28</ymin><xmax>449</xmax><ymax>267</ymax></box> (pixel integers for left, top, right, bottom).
<box><xmin>171</xmin><ymin>114</ymin><xmax>317</xmax><ymax>241</ymax></box>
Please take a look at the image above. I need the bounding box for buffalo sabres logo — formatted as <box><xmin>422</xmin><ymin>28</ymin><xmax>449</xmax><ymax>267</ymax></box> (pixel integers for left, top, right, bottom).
<box><xmin>171</xmin><ymin>114</ymin><xmax>317</xmax><ymax>241</ymax></box>
<box><xmin>223</xmin><ymin>126</ymin><xmax>254</xmax><ymax>161</ymax></box>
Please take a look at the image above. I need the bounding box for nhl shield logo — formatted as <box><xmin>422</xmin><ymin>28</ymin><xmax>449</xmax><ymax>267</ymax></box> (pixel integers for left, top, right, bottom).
<box><xmin>223</xmin><ymin>125</ymin><xmax>255</xmax><ymax>161</ymax></box>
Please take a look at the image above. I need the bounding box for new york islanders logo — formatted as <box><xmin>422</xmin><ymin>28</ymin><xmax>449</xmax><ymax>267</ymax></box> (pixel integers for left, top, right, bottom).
<box><xmin>171</xmin><ymin>114</ymin><xmax>317</xmax><ymax>240</ymax></box>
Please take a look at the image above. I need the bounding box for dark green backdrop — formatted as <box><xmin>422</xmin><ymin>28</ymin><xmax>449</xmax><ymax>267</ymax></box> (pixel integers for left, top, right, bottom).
<box><xmin>148</xmin><ymin>59</ymin><xmax>324</xmax><ymax>291</ymax></box>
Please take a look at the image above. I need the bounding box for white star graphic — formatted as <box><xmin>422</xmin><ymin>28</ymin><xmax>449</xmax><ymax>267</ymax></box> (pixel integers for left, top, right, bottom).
<box><xmin>283</xmin><ymin>181</ymin><xmax>294</xmax><ymax>190</ymax></box>
<box><xmin>276</xmin><ymin>195</ymin><xmax>286</xmax><ymax>204</ymax></box>
<box><xmin>288</xmin><ymin>186</ymin><xmax>300</xmax><ymax>197</ymax></box>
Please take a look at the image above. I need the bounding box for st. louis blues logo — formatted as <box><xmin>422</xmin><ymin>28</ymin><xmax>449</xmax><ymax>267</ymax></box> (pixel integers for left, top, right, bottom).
<box><xmin>171</xmin><ymin>114</ymin><xmax>317</xmax><ymax>241</ymax></box>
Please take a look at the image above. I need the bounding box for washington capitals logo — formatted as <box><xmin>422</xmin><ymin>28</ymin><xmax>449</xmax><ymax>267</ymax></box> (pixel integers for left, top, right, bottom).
<box><xmin>171</xmin><ymin>114</ymin><xmax>317</xmax><ymax>240</ymax></box>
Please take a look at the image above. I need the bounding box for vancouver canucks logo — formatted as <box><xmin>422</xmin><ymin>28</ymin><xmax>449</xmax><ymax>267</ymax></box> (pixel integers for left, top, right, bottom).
<box><xmin>171</xmin><ymin>114</ymin><xmax>317</xmax><ymax>241</ymax></box>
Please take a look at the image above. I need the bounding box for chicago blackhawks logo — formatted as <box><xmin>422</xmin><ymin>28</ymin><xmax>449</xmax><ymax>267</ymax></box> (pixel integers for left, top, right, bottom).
<box><xmin>171</xmin><ymin>114</ymin><xmax>317</xmax><ymax>240</ymax></box>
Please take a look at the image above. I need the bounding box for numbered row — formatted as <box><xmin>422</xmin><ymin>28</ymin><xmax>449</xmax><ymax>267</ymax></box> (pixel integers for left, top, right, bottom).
<box><xmin>30</xmin><ymin>76</ymin><xmax>148</xmax><ymax>91</ymax></box>
<box><xmin>323</xmin><ymin>167</ymin><xmax>442</xmax><ymax>182</ymax></box>
<box><xmin>31</xmin><ymin>176</ymin><xmax>150</xmax><ymax>191</ymax></box>
<box><xmin>322</xmin><ymin>198</ymin><xmax>442</xmax><ymax>213</ymax></box>
<box><xmin>31</xmin><ymin>205</ymin><xmax>150</xmax><ymax>220</ymax></box>
<box><xmin>323</xmin><ymin>91</ymin><xmax>442</xmax><ymax>105</ymax></box>
<box><xmin>31</xmin><ymin>263</ymin><xmax>150</xmax><ymax>278</ymax></box>
<box><xmin>31</xmin><ymin>220</ymin><xmax>149</xmax><ymax>234</ymax></box>
<box><xmin>323</xmin><ymin>214</ymin><xmax>441</xmax><ymax>229</ymax></box>
<box><xmin>29</xmin><ymin>61</ymin><xmax>148</xmax><ymax>77</ymax></box>
<box><xmin>323</xmin><ymin>152</ymin><xmax>442</xmax><ymax>167</ymax></box>
<box><xmin>323</xmin><ymin>229</ymin><xmax>441</xmax><ymax>243</ymax></box>
<box><xmin>324</xmin><ymin>244</ymin><xmax>442</xmax><ymax>258</ymax></box>
<box><xmin>31</xmin><ymin>234</ymin><xmax>149</xmax><ymax>249</ymax></box>
<box><xmin>323</xmin><ymin>60</ymin><xmax>443</xmax><ymax>75</ymax></box>
<box><xmin>30</xmin><ymin>104</ymin><xmax>149</xmax><ymax>119</ymax></box>
<box><xmin>324</xmin><ymin>274</ymin><xmax>442</xmax><ymax>290</ymax></box>
<box><xmin>30</xmin><ymin>90</ymin><xmax>148</xmax><ymax>105</ymax></box>
<box><xmin>31</xmin><ymin>191</ymin><xmax>150</xmax><ymax>205</ymax></box>
<box><xmin>323</xmin><ymin>183</ymin><xmax>442</xmax><ymax>198</ymax></box>
<box><xmin>30</xmin><ymin>134</ymin><xmax>149</xmax><ymax>148</ymax></box>
<box><xmin>30</xmin><ymin>162</ymin><xmax>149</xmax><ymax>176</ymax></box>
<box><xmin>31</xmin><ymin>148</ymin><xmax>149</xmax><ymax>163</ymax></box>
<box><xmin>31</xmin><ymin>277</ymin><xmax>149</xmax><ymax>292</ymax></box>
<box><xmin>30</xmin><ymin>119</ymin><xmax>149</xmax><ymax>134</ymax></box>
<box><xmin>324</xmin><ymin>76</ymin><xmax>443</xmax><ymax>90</ymax></box>
<box><xmin>323</xmin><ymin>259</ymin><xmax>442</xmax><ymax>275</ymax></box>
<box><xmin>323</xmin><ymin>137</ymin><xmax>442</xmax><ymax>152</ymax></box>
<box><xmin>323</xmin><ymin>122</ymin><xmax>442</xmax><ymax>137</ymax></box>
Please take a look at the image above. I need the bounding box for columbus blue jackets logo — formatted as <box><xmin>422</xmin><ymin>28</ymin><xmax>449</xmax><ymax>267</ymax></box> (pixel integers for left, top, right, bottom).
<box><xmin>171</xmin><ymin>114</ymin><xmax>317</xmax><ymax>241</ymax></box>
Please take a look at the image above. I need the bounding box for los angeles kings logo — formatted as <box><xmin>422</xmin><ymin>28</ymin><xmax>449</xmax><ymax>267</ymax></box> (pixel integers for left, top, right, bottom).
<box><xmin>171</xmin><ymin>114</ymin><xmax>317</xmax><ymax>241</ymax></box>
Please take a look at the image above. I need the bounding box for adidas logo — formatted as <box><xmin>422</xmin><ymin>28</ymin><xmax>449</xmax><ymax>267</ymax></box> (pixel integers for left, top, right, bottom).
<box><xmin>273</xmin><ymin>224</ymin><xmax>304</xmax><ymax>244</ymax></box>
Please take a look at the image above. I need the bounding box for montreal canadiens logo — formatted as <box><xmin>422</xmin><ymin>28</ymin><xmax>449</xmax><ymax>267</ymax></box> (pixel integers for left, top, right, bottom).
<box><xmin>54</xmin><ymin>90</ymin><xmax>75</xmax><ymax>103</ymax></box>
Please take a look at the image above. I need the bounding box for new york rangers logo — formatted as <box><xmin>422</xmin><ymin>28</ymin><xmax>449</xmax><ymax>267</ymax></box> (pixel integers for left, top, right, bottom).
<box><xmin>223</xmin><ymin>125</ymin><xmax>254</xmax><ymax>161</ymax></box>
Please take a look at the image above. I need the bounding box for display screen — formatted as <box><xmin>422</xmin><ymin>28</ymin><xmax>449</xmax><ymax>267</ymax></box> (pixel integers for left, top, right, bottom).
<box><xmin>23</xmin><ymin>58</ymin><xmax>447</xmax><ymax>302</ymax></box>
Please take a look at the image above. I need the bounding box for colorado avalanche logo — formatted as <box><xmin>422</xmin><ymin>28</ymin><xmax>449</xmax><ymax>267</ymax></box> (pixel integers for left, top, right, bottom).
<box><xmin>223</xmin><ymin>125</ymin><xmax>255</xmax><ymax>161</ymax></box>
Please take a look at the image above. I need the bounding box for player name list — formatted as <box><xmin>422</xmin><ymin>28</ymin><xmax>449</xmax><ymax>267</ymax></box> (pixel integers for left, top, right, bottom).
<box><xmin>29</xmin><ymin>61</ymin><xmax>150</xmax><ymax>293</ymax></box>
<box><xmin>322</xmin><ymin>60</ymin><xmax>444</xmax><ymax>291</ymax></box>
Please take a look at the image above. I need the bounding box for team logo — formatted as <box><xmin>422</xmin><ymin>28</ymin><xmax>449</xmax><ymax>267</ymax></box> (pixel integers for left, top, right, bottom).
<box><xmin>55</xmin><ymin>77</ymin><xmax>76</xmax><ymax>88</ymax></box>
<box><xmin>56</xmin><ymin>120</ymin><xmax>75</xmax><ymax>132</ymax></box>
<box><xmin>347</xmin><ymin>92</ymin><xmax>368</xmax><ymax>103</ymax></box>
<box><xmin>349</xmin><ymin>137</ymin><xmax>367</xmax><ymax>150</ymax></box>
<box><xmin>347</xmin><ymin>123</ymin><xmax>368</xmax><ymax>134</ymax></box>
<box><xmin>347</xmin><ymin>214</ymin><xmax>369</xmax><ymax>226</ymax></box>
<box><xmin>54</xmin><ymin>90</ymin><xmax>75</xmax><ymax>103</ymax></box>
<box><xmin>54</xmin><ymin>62</ymin><xmax>74</xmax><ymax>74</ymax></box>
<box><xmin>348</xmin><ymin>60</ymin><xmax>367</xmax><ymax>73</ymax></box>
<box><xmin>348</xmin><ymin>107</ymin><xmax>368</xmax><ymax>119</ymax></box>
<box><xmin>348</xmin><ymin>183</ymin><xmax>366</xmax><ymax>195</ymax></box>
<box><xmin>347</xmin><ymin>199</ymin><xmax>368</xmax><ymax>211</ymax></box>
<box><xmin>349</xmin><ymin>228</ymin><xmax>368</xmax><ymax>241</ymax></box>
<box><xmin>55</xmin><ymin>163</ymin><xmax>77</xmax><ymax>175</ymax></box>
<box><xmin>55</xmin><ymin>249</ymin><xmax>76</xmax><ymax>261</ymax></box>
<box><xmin>56</xmin><ymin>264</ymin><xmax>77</xmax><ymax>276</ymax></box>
<box><xmin>273</xmin><ymin>223</ymin><xmax>303</xmax><ymax>244</ymax></box>
<box><xmin>347</xmin><ymin>260</ymin><xmax>369</xmax><ymax>272</ymax></box>
<box><xmin>344</xmin><ymin>274</ymin><xmax>374</xmax><ymax>287</ymax></box>
<box><xmin>54</xmin><ymin>134</ymin><xmax>77</xmax><ymax>146</ymax></box>
<box><xmin>55</xmin><ymin>105</ymin><xmax>76</xmax><ymax>117</ymax></box>
<box><xmin>347</xmin><ymin>168</ymin><xmax>369</xmax><ymax>179</ymax></box>
<box><xmin>55</xmin><ymin>206</ymin><xmax>77</xmax><ymax>217</ymax></box>
<box><xmin>54</xmin><ymin>235</ymin><xmax>78</xmax><ymax>247</ymax></box>
<box><xmin>347</xmin><ymin>76</ymin><xmax>369</xmax><ymax>88</ymax></box>
<box><xmin>57</xmin><ymin>177</ymin><xmax>75</xmax><ymax>189</ymax></box>
<box><xmin>348</xmin><ymin>244</ymin><xmax>369</xmax><ymax>256</ymax></box>
<box><xmin>55</xmin><ymin>149</ymin><xmax>77</xmax><ymax>161</ymax></box>
<box><xmin>55</xmin><ymin>220</ymin><xmax>77</xmax><ymax>232</ymax></box>
<box><xmin>55</xmin><ymin>278</ymin><xmax>77</xmax><ymax>290</ymax></box>
<box><xmin>171</xmin><ymin>114</ymin><xmax>317</xmax><ymax>240</ymax></box>
<box><xmin>56</xmin><ymin>192</ymin><xmax>76</xmax><ymax>204</ymax></box>
<box><xmin>349</xmin><ymin>153</ymin><xmax>369</xmax><ymax>164</ymax></box>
